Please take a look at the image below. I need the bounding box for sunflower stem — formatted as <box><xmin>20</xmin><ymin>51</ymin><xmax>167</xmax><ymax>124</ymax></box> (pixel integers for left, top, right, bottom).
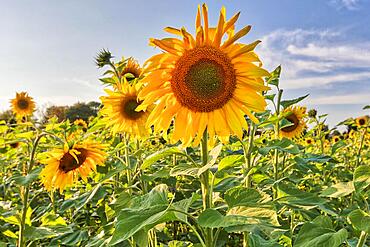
<box><xmin>200</xmin><ymin>130</ymin><xmax>213</xmax><ymax>246</ymax></box>
<box><xmin>18</xmin><ymin>133</ymin><xmax>45</xmax><ymax>247</ymax></box>
<box><xmin>356</xmin><ymin>128</ymin><xmax>367</xmax><ymax>166</ymax></box>
<box><xmin>124</xmin><ymin>134</ymin><xmax>132</xmax><ymax>195</ymax></box>
<box><xmin>273</xmin><ymin>89</ymin><xmax>283</xmax><ymax>198</ymax></box>
<box><xmin>245</xmin><ymin>123</ymin><xmax>256</xmax><ymax>188</ymax></box>
<box><xmin>356</xmin><ymin>231</ymin><xmax>368</xmax><ymax>247</ymax></box>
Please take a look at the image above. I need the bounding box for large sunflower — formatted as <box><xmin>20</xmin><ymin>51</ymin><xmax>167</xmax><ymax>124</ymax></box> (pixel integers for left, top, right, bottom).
<box><xmin>137</xmin><ymin>4</ymin><xmax>269</xmax><ymax>145</ymax></box>
<box><xmin>280</xmin><ymin>106</ymin><xmax>306</xmax><ymax>139</ymax></box>
<box><xmin>39</xmin><ymin>141</ymin><xmax>106</xmax><ymax>192</ymax></box>
<box><xmin>10</xmin><ymin>92</ymin><xmax>36</xmax><ymax>118</ymax></box>
<box><xmin>100</xmin><ymin>81</ymin><xmax>152</xmax><ymax>138</ymax></box>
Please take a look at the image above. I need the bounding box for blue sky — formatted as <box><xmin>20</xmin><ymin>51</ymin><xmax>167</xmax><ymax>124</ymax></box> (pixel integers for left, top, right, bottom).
<box><xmin>1</xmin><ymin>0</ymin><xmax>369</xmax><ymax>127</ymax></box>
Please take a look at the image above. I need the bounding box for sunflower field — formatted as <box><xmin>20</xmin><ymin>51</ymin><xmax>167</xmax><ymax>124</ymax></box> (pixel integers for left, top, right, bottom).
<box><xmin>1</xmin><ymin>4</ymin><xmax>370</xmax><ymax>247</ymax></box>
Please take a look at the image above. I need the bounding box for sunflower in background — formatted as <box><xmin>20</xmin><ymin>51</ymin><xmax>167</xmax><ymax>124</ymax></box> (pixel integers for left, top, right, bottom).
<box><xmin>280</xmin><ymin>106</ymin><xmax>307</xmax><ymax>139</ymax></box>
<box><xmin>304</xmin><ymin>137</ymin><xmax>315</xmax><ymax>146</ymax></box>
<box><xmin>100</xmin><ymin>80</ymin><xmax>152</xmax><ymax>138</ymax></box>
<box><xmin>137</xmin><ymin>3</ymin><xmax>269</xmax><ymax>146</ymax></box>
<box><xmin>121</xmin><ymin>57</ymin><xmax>142</xmax><ymax>82</ymax></box>
<box><xmin>10</xmin><ymin>92</ymin><xmax>36</xmax><ymax>118</ymax></box>
<box><xmin>332</xmin><ymin>135</ymin><xmax>341</xmax><ymax>144</ymax></box>
<box><xmin>39</xmin><ymin>140</ymin><xmax>106</xmax><ymax>192</ymax></box>
<box><xmin>355</xmin><ymin>116</ymin><xmax>368</xmax><ymax>128</ymax></box>
<box><xmin>74</xmin><ymin>119</ymin><xmax>88</xmax><ymax>129</ymax></box>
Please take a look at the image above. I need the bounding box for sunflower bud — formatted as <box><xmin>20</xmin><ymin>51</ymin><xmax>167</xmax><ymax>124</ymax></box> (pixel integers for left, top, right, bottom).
<box><xmin>95</xmin><ymin>49</ymin><xmax>113</xmax><ymax>68</ymax></box>
<box><xmin>308</xmin><ymin>109</ymin><xmax>317</xmax><ymax>118</ymax></box>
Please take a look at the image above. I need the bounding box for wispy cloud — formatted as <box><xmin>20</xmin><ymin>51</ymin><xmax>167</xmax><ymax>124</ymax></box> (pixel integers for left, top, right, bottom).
<box><xmin>257</xmin><ymin>28</ymin><xmax>370</xmax><ymax>90</ymax></box>
<box><xmin>330</xmin><ymin>0</ymin><xmax>360</xmax><ymax>10</ymax></box>
<box><xmin>309</xmin><ymin>92</ymin><xmax>370</xmax><ymax>105</ymax></box>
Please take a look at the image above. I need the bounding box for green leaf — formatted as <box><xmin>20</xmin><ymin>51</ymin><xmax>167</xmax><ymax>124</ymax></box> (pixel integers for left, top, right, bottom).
<box><xmin>197</xmin><ymin>144</ymin><xmax>222</xmax><ymax>176</ymax></box>
<box><xmin>276</xmin><ymin>183</ymin><xmax>326</xmax><ymax>207</ymax></box>
<box><xmin>259</xmin><ymin>138</ymin><xmax>300</xmax><ymax>155</ymax></box>
<box><xmin>348</xmin><ymin>209</ymin><xmax>370</xmax><ymax>234</ymax></box>
<box><xmin>218</xmin><ymin>154</ymin><xmax>244</xmax><ymax>172</ymax></box>
<box><xmin>363</xmin><ymin>105</ymin><xmax>370</xmax><ymax>110</ymax></box>
<box><xmin>331</xmin><ymin>140</ymin><xmax>346</xmax><ymax>154</ymax></box>
<box><xmin>248</xmin><ymin>233</ymin><xmax>281</xmax><ymax>247</ymax></box>
<box><xmin>265</xmin><ymin>94</ymin><xmax>276</xmax><ymax>102</ymax></box>
<box><xmin>266</xmin><ymin>65</ymin><xmax>281</xmax><ymax>87</ymax></box>
<box><xmin>224</xmin><ymin>187</ymin><xmax>262</xmax><ymax>208</ymax></box>
<box><xmin>320</xmin><ymin>182</ymin><xmax>354</xmax><ymax>198</ymax></box>
<box><xmin>280</xmin><ymin>94</ymin><xmax>309</xmax><ymax>109</ymax></box>
<box><xmin>142</xmin><ymin>147</ymin><xmax>194</xmax><ymax>170</ymax></box>
<box><xmin>24</xmin><ymin>226</ymin><xmax>57</xmax><ymax>241</ymax></box>
<box><xmin>294</xmin><ymin>216</ymin><xmax>348</xmax><ymax>247</ymax></box>
<box><xmin>170</xmin><ymin>163</ymin><xmax>199</xmax><ymax>177</ymax></box>
<box><xmin>353</xmin><ymin>165</ymin><xmax>370</xmax><ymax>193</ymax></box>
<box><xmin>11</xmin><ymin>167</ymin><xmax>42</xmax><ymax>186</ymax></box>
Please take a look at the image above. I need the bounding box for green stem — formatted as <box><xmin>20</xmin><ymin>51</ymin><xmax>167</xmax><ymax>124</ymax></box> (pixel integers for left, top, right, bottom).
<box><xmin>245</xmin><ymin>123</ymin><xmax>256</xmax><ymax>188</ymax></box>
<box><xmin>124</xmin><ymin>135</ymin><xmax>132</xmax><ymax>195</ymax></box>
<box><xmin>356</xmin><ymin>231</ymin><xmax>368</xmax><ymax>247</ymax></box>
<box><xmin>199</xmin><ymin>130</ymin><xmax>213</xmax><ymax>247</ymax></box>
<box><xmin>356</xmin><ymin>128</ymin><xmax>367</xmax><ymax>166</ymax></box>
<box><xmin>273</xmin><ymin>89</ymin><xmax>283</xmax><ymax>198</ymax></box>
<box><xmin>18</xmin><ymin>133</ymin><xmax>45</xmax><ymax>247</ymax></box>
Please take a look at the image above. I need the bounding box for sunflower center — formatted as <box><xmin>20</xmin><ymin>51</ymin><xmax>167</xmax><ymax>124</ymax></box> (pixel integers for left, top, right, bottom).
<box><xmin>123</xmin><ymin>70</ymin><xmax>140</xmax><ymax>81</ymax></box>
<box><xmin>171</xmin><ymin>46</ymin><xmax>236</xmax><ymax>112</ymax></box>
<box><xmin>121</xmin><ymin>97</ymin><xmax>144</xmax><ymax>120</ymax></box>
<box><xmin>17</xmin><ymin>99</ymin><xmax>29</xmax><ymax>110</ymax></box>
<box><xmin>359</xmin><ymin>118</ymin><xmax>365</xmax><ymax>125</ymax></box>
<box><xmin>281</xmin><ymin>113</ymin><xmax>299</xmax><ymax>132</ymax></box>
<box><xmin>59</xmin><ymin>148</ymin><xmax>88</xmax><ymax>173</ymax></box>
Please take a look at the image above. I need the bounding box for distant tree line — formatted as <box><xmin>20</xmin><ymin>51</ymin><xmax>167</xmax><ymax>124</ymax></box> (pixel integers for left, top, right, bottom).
<box><xmin>0</xmin><ymin>101</ymin><xmax>101</xmax><ymax>123</ymax></box>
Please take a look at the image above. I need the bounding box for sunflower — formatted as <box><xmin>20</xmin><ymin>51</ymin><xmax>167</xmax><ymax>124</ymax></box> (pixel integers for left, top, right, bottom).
<box><xmin>74</xmin><ymin>119</ymin><xmax>88</xmax><ymax>129</ymax></box>
<box><xmin>100</xmin><ymin>80</ymin><xmax>152</xmax><ymax>138</ymax></box>
<box><xmin>10</xmin><ymin>92</ymin><xmax>36</xmax><ymax>118</ymax></box>
<box><xmin>304</xmin><ymin>137</ymin><xmax>314</xmax><ymax>146</ymax></box>
<box><xmin>137</xmin><ymin>4</ymin><xmax>269</xmax><ymax>146</ymax></box>
<box><xmin>356</xmin><ymin>116</ymin><xmax>368</xmax><ymax>128</ymax></box>
<box><xmin>332</xmin><ymin>135</ymin><xmax>341</xmax><ymax>144</ymax></box>
<box><xmin>280</xmin><ymin>106</ymin><xmax>306</xmax><ymax>139</ymax></box>
<box><xmin>39</xmin><ymin>140</ymin><xmax>106</xmax><ymax>192</ymax></box>
<box><xmin>121</xmin><ymin>57</ymin><xmax>142</xmax><ymax>82</ymax></box>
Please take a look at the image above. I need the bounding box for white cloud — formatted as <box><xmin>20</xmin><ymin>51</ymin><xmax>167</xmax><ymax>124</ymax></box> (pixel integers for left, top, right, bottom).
<box><xmin>330</xmin><ymin>0</ymin><xmax>360</xmax><ymax>10</ymax></box>
<box><xmin>308</xmin><ymin>92</ymin><xmax>370</xmax><ymax>105</ymax></box>
<box><xmin>257</xmin><ymin>28</ymin><xmax>370</xmax><ymax>89</ymax></box>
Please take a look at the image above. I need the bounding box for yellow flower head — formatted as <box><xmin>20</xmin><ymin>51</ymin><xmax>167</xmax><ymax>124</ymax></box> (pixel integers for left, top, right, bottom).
<box><xmin>10</xmin><ymin>92</ymin><xmax>36</xmax><ymax>118</ymax></box>
<box><xmin>280</xmin><ymin>106</ymin><xmax>307</xmax><ymax>139</ymax></box>
<box><xmin>74</xmin><ymin>119</ymin><xmax>88</xmax><ymax>129</ymax></box>
<box><xmin>356</xmin><ymin>116</ymin><xmax>368</xmax><ymax>128</ymax></box>
<box><xmin>304</xmin><ymin>137</ymin><xmax>315</xmax><ymax>146</ymax></box>
<box><xmin>39</xmin><ymin>140</ymin><xmax>106</xmax><ymax>192</ymax></box>
<box><xmin>137</xmin><ymin>4</ymin><xmax>269</xmax><ymax>146</ymax></box>
<box><xmin>121</xmin><ymin>57</ymin><xmax>142</xmax><ymax>82</ymax></box>
<box><xmin>100</xmin><ymin>80</ymin><xmax>152</xmax><ymax>138</ymax></box>
<box><xmin>332</xmin><ymin>135</ymin><xmax>341</xmax><ymax>144</ymax></box>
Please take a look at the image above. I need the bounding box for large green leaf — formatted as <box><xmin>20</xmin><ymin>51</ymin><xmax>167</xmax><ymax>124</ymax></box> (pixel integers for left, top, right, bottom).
<box><xmin>11</xmin><ymin>167</ymin><xmax>42</xmax><ymax>186</ymax></box>
<box><xmin>218</xmin><ymin>155</ymin><xmax>244</xmax><ymax>172</ymax></box>
<box><xmin>294</xmin><ymin>216</ymin><xmax>348</xmax><ymax>247</ymax></box>
<box><xmin>224</xmin><ymin>187</ymin><xmax>262</xmax><ymax>208</ymax></box>
<box><xmin>280</xmin><ymin>94</ymin><xmax>309</xmax><ymax>109</ymax></box>
<box><xmin>248</xmin><ymin>233</ymin><xmax>281</xmax><ymax>247</ymax></box>
<box><xmin>142</xmin><ymin>147</ymin><xmax>195</xmax><ymax>170</ymax></box>
<box><xmin>353</xmin><ymin>165</ymin><xmax>370</xmax><ymax>193</ymax></box>
<box><xmin>259</xmin><ymin>138</ymin><xmax>300</xmax><ymax>155</ymax></box>
<box><xmin>348</xmin><ymin>209</ymin><xmax>370</xmax><ymax>234</ymax></box>
<box><xmin>320</xmin><ymin>182</ymin><xmax>354</xmax><ymax>198</ymax></box>
<box><xmin>276</xmin><ymin>183</ymin><xmax>326</xmax><ymax>207</ymax></box>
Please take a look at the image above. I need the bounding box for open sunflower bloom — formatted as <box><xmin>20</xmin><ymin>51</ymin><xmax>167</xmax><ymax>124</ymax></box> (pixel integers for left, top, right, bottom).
<box><xmin>138</xmin><ymin>4</ymin><xmax>269</xmax><ymax>145</ymax></box>
<box><xmin>280</xmin><ymin>106</ymin><xmax>307</xmax><ymax>139</ymax></box>
<box><xmin>10</xmin><ymin>92</ymin><xmax>36</xmax><ymax>118</ymax></box>
<box><xmin>100</xmin><ymin>80</ymin><xmax>152</xmax><ymax>138</ymax></box>
<box><xmin>40</xmin><ymin>141</ymin><xmax>106</xmax><ymax>192</ymax></box>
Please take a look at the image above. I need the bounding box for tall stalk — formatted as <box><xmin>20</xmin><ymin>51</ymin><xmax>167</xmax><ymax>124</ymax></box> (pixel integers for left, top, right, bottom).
<box><xmin>18</xmin><ymin>133</ymin><xmax>45</xmax><ymax>247</ymax></box>
<box><xmin>357</xmin><ymin>231</ymin><xmax>368</xmax><ymax>247</ymax></box>
<box><xmin>273</xmin><ymin>89</ymin><xmax>283</xmax><ymax>198</ymax></box>
<box><xmin>200</xmin><ymin>130</ymin><xmax>213</xmax><ymax>246</ymax></box>
<box><xmin>356</xmin><ymin>128</ymin><xmax>367</xmax><ymax>166</ymax></box>
<box><xmin>124</xmin><ymin>134</ymin><xmax>132</xmax><ymax>195</ymax></box>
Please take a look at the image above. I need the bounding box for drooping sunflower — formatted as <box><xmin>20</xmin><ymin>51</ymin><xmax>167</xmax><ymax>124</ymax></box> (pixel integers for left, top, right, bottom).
<box><xmin>121</xmin><ymin>57</ymin><xmax>142</xmax><ymax>82</ymax></box>
<box><xmin>39</xmin><ymin>141</ymin><xmax>106</xmax><ymax>192</ymax></box>
<box><xmin>10</xmin><ymin>92</ymin><xmax>36</xmax><ymax>118</ymax></box>
<box><xmin>280</xmin><ymin>106</ymin><xmax>307</xmax><ymax>139</ymax></box>
<box><xmin>137</xmin><ymin>4</ymin><xmax>269</xmax><ymax>145</ymax></box>
<box><xmin>74</xmin><ymin>119</ymin><xmax>88</xmax><ymax>129</ymax></box>
<box><xmin>100</xmin><ymin>80</ymin><xmax>152</xmax><ymax>138</ymax></box>
<box><xmin>356</xmin><ymin>116</ymin><xmax>368</xmax><ymax>128</ymax></box>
